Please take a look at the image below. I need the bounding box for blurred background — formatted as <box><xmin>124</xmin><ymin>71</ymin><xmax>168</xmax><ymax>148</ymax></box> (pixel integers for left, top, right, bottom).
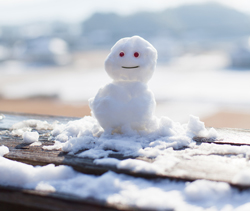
<box><xmin>1</xmin><ymin>0</ymin><xmax>250</xmax><ymax>128</ymax></box>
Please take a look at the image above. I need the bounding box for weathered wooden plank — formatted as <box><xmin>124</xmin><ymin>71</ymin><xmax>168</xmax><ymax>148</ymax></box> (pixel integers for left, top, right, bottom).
<box><xmin>0</xmin><ymin>185</ymin><xmax>130</xmax><ymax>211</ymax></box>
<box><xmin>194</xmin><ymin>127</ymin><xmax>250</xmax><ymax>145</ymax></box>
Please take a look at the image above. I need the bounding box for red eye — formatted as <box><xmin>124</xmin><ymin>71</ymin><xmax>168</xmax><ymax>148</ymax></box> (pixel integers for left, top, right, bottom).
<box><xmin>119</xmin><ymin>52</ymin><xmax>125</xmax><ymax>57</ymax></box>
<box><xmin>134</xmin><ymin>52</ymin><xmax>139</xmax><ymax>58</ymax></box>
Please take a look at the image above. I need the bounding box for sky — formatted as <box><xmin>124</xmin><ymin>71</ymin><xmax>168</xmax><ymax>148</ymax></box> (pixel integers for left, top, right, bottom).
<box><xmin>0</xmin><ymin>0</ymin><xmax>250</xmax><ymax>25</ymax></box>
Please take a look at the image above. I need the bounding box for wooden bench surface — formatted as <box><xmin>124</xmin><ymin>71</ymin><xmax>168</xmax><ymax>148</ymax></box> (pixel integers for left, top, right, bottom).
<box><xmin>1</xmin><ymin>111</ymin><xmax>250</xmax><ymax>210</ymax></box>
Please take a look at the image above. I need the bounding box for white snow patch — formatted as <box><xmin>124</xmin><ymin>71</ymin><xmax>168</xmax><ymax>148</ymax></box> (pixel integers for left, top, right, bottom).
<box><xmin>12</xmin><ymin>119</ymin><xmax>56</xmax><ymax>130</ymax></box>
<box><xmin>0</xmin><ymin>145</ymin><xmax>9</xmax><ymax>156</ymax></box>
<box><xmin>35</xmin><ymin>182</ymin><xmax>56</xmax><ymax>192</ymax></box>
<box><xmin>22</xmin><ymin>131</ymin><xmax>39</xmax><ymax>144</ymax></box>
<box><xmin>234</xmin><ymin>203</ymin><xmax>250</xmax><ymax>211</ymax></box>
<box><xmin>118</xmin><ymin>159</ymin><xmax>161</xmax><ymax>174</ymax></box>
<box><xmin>11</xmin><ymin>128</ymin><xmax>31</xmax><ymax>136</ymax></box>
<box><xmin>11</xmin><ymin>119</ymin><xmax>57</xmax><ymax>136</ymax></box>
<box><xmin>117</xmin><ymin>154</ymin><xmax>179</xmax><ymax>175</ymax></box>
<box><xmin>77</xmin><ymin>149</ymin><xmax>113</xmax><ymax>159</ymax></box>
<box><xmin>232</xmin><ymin>170</ymin><xmax>250</xmax><ymax>186</ymax></box>
<box><xmin>30</xmin><ymin>141</ymin><xmax>42</xmax><ymax>146</ymax></box>
<box><xmin>185</xmin><ymin>143</ymin><xmax>250</xmax><ymax>157</ymax></box>
<box><xmin>0</xmin><ymin>157</ymin><xmax>76</xmax><ymax>188</ymax></box>
<box><xmin>0</xmin><ymin>156</ymin><xmax>250</xmax><ymax>210</ymax></box>
<box><xmin>43</xmin><ymin>141</ymin><xmax>62</xmax><ymax>150</ymax></box>
<box><xmin>186</xmin><ymin>115</ymin><xmax>217</xmax><ymax>138</ymax></box>
<box><xmin>217</xmin><ymin>129</ymin><xmax>250</xmax><ymax>145</ymax></box>
<box><xmin>185</xmin><ymin>180</ymin><xmax>231</xmax><ymax>202</ymax></box>
<box><xmin>94</xmin><ymin>158</ymin><xmax>120</xmax><ymax>166</ymax></box>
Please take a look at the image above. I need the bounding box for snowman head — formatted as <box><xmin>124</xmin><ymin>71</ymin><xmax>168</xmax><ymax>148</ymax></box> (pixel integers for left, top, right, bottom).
<box><xmin>105</xmin><ymin>36</ymin><xmax>157</xmax><ymax>83</ymax></box>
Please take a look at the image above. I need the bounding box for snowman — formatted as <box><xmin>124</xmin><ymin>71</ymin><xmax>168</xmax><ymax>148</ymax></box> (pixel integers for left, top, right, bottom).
<box><xmin>89</xmin><ymin>36</ymin><xmax>157</xmax><ymax>133</ymax></box>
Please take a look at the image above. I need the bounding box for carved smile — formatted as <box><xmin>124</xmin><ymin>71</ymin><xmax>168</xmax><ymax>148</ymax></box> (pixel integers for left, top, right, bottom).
<box><xmin>121</xmin><ymin>66</ymin><xmax>139</xmax><ymax>69</ymax></box>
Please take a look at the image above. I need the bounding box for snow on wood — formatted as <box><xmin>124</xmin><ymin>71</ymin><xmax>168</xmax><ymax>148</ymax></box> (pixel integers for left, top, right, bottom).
<box><xmin>1</xmin><ymin>112</ymin><xmax>250</xmax><ymax>210</ymax></box>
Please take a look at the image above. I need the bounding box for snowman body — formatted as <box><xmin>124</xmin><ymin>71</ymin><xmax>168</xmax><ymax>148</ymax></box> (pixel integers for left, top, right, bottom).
<box><xmin>89</xmin><ymin>36</ymin><xmax>157</xmax><ymax>132</ymax></box>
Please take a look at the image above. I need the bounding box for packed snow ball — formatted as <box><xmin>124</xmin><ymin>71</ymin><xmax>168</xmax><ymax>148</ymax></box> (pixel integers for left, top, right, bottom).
<box><xmin>89</xmin><ymin>36</ymin><xmax>157</xmax><ymax>133</ymax></box>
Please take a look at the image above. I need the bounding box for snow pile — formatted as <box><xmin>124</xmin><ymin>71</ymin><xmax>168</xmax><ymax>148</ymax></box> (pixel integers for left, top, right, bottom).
<box><xmin>0</xmin><ymin>152</ymin><xmax>250</xmax><ymax>210</ymax></box>
<box><xmin>22</xmin><ymin>131</ymin><xmax>39</xmax><ymax>143</ymax></box>
<box><xmin>22</xmin><ymin>131</ymin><xmax>42</xmax><ymax>146</ymax></box>
<box><xmin>11</xmin><ymin>119</ymin><xmax>57</xmax><ymax>136</ymax></box>
<box><xmin>184</xmin><ymin>142</ymin><xmax>250</xmax><ymax>157</ymax></box>
<box><xmin>232</xmin><ymin>170</ymin><xmax>250</xmax><ymax>186</ymax></box>
<box><xmin>43</xmin><ymin>115</ymin><xmax>216</xmax><ymax>167</ymax></box>
<box><xmin>0</xmin><ymin>153</ymin><xmax>76</xmax><ymax>188</ymax></box>
<box><xmin>0</xmin><ymin>145</ymin><xmax>9</xmax><ymax>156</ymax></box>
<box><xmin>185</xmin><ymin>180</ymin><xmax>231</xmax><ymax>202</ymax></box>
<box><xmin>41</xmin><ymin>114</ymin><xmax>216</xmax><ymax>175</ymax></box>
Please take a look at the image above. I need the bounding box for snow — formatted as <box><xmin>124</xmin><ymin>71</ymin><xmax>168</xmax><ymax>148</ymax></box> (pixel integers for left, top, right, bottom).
<box><xmin>0</xmin><ymin>153</ymin><xmax>250</xmax><ymax>210</ymax></box>
<box><xmin>117</xmin><ymin>159</ymin><xmax>161</xmax><ymax>174</ymax></box>
<box><xmin>38</xmin><ymin>113</ymin><xmax>218</xmax><ymax>178</ymax></box>
<box><xmin>89</xmin><ymin>81</ymin><xmax>156</xmax><ymax>132</ymax></box>
<box><xmin>22</xmin><ymin>131</ymin><xmax>39</xmax><ymax>143</ymax></box>
<box><xmin>30</xmin><ymin>141</ymin><xmax>42</xmax><ymax>146</ymax></box>
<box><xmin>184</xmin><ymin>142</ymin><xmax>250</xmax><ymax>157</ymax></box>
<box><xmin>11</xmin><ymin>119</ymin><xmax>57</xmax><ymax>136</ymax></box>
<box><xmin>43</xmin><ymin>115</ymin><xmax>216</xmax><ymax>160</ymax></box>
<box><xmin>0</xmin><ymin>154</ymin><xmax>76</xmax><ymax>188</ymax></box>
<box><xmin>186</xmin><ymin>115</ymin><xmax>217</xmax><ymax>138</ymax></box>
<box><xmin>116</xmin><ymin>155</ymin><xmax>180</xmax><ymax>174</ymax></box>
<box><xmin>94</xmin><ymin>157</ymin><xmax>120</xmax><ymax>166</ymax></box>
<box><xmin>216</xmin><ymin>129</ymin><xmax>250</xmax><ymax>145</ymax></box>
<box><xmin>8</xmin><ymin>119</ymin><xmax>56</xmax><ymax>146</ymax></box>
<box><xmin>184</xmin><ymin>180</ymin><xmax>232</xmax><ymax>204</ymax></box>
<box><xmin>232</xmin><ymin>170</ymin><xmax>250</xmax><ymax>186</ymax></box>
<box><xmin>0</xmin><ymin>145</ymin><xmax>9</xmax><ymax>156</ymax></box>
<box><xmin>12</xmin><ymin>119</ymin><xmax>56</xmax><ymax>131</ymax></box>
